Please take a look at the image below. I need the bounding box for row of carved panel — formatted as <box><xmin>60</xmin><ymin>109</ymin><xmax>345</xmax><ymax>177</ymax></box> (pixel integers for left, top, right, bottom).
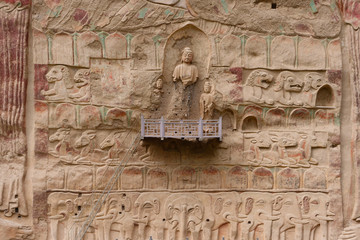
<box><xmin>47</xmin><ymin>191</ymin><xmax>335</xmax><ymax>240</ymax></box>
<box><xmin>47</xmin><ymin>165</ymin><xmax>327</xmax><ymax>191</ymax></box>
<box><xmin>33</xmin><ymin>30</ymin><xmax>341</xmax><ymax>70</ymax></box>
<box><xmin>241</xmin><ymin>70</ymin><xmax>339</xmax><ymax>108</ymax></box>
<box><xmin>43</xmin><ymin>128</ymin><xmax>331</xmax><ymax>168</ymax></box>
<box><xmin>35</xmin><ymin>100</ymin><xmax>339</xmax><ymax>130</ymax></box>
<box><xmin>34</xmin><ymin>63</ymin><xmax>160</xmax><ymax>109</ymax></box>
<box><xmin>237</xmin><ymin>107</ymin><xmax>339</xmax><ymax>131</ymax></box>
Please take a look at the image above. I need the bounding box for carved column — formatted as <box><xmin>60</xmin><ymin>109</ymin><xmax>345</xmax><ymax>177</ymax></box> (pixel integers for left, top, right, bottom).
<box><xmin>0</xmin><ymin>0</ymin><xmax>33</xmax><ymax>239</ymax></box>
<box><xmin>338</xmin><ymin>0</ymin><xmax>360</xmax><ymax>238</ymax></box>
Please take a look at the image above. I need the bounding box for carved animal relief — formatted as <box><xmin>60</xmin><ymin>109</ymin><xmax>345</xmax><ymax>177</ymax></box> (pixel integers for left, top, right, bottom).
<box><xmin>0</xmin><ymin>0</ymin><xmax>350</xmax><ymax>239</ymax></box>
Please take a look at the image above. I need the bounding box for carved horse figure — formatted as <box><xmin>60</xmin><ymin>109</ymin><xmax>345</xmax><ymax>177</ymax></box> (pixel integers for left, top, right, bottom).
<box><xmin>74</xmin><ymin>130</ymin><xmax>97</xmax><ymax>163</ymax></box>
<box><xmin>49</xmin><ymin>128</ymin><xmax>72</xmax><ymax>158</ymax></box>
<box><xmin>100</xmin><ymin>131</ymin><xmax>128</xmax><ymax>162</ymax></box>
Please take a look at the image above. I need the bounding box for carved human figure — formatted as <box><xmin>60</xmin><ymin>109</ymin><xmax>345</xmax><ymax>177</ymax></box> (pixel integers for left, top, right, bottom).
<box><xmin>150</xmin><ymin>77</ymin><xmax>164</xmax><ymax>110</ymax></box>
<box><xmin>68</xmin><ymin>69</ymin><xmax>92</xmax><ymax>102</ymax></box>
<box><xmin>199</xmin><ymin>81</ymin><xmax>214</xmax><ymax>120</ymax></box>
<box><xmin>170</xmin><ymin>47</ymin><xmax>199</xmax><ymax>118</ymax></box>
<box><xmin>41</xmin><ymin>65</ymin><xmax>73</xmax><ymax>101</ymax></box>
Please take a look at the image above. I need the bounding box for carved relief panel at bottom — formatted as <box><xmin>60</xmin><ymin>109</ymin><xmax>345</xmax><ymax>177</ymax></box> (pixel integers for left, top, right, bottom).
<box><xmin>47</xmin><ymin>191</ymin><xmax>337</xmax><ymax>240</ymax></box>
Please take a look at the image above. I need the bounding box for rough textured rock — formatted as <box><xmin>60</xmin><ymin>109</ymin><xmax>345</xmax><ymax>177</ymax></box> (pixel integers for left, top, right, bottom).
<box><xmin>0</xmin><ymin>0</ymin><xmax>359</xmax><ymax>239</ymax></box>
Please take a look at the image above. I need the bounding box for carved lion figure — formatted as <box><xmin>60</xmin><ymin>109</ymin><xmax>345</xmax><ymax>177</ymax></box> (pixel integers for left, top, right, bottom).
<box><xmin>273</xmin><ymin>71</ymin><xmax>304</xmax><ymax>106</ymax></box>
<box><xmin>303</xmin><ymin>73</ymin><xmax>327</xmax><ymax>107</ymax></box>
<box><xmin>69</xmin><ymin>69</ymin><xmax>91</xmax><ymax>102</ymax></box>
<box><xmin>41</xmin><ymin>65</ymin><xmax>73</xmax><ymax>101</ymax></box>
<box><xmin>243</xmin><ymin>70</ymin><xmax>274</xmax><ymax>105</ymax></box>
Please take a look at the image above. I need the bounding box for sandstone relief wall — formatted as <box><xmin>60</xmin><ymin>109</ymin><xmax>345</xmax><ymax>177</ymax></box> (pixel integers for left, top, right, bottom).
<box><xmin>0</xmin><ymin>0</ymin><xmax>357</xmax><ymax>239</ymax></box>
<box><xmin>0</xmin><ymin>1</ymin><xmax>33</xmax><ymax>239</ymax></box>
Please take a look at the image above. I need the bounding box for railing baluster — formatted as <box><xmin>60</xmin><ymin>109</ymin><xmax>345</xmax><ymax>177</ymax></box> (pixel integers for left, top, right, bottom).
<box><xmin>199</xmin><ymin>118</ymin><xmax>203</xmax><ymax>141</ymax></box>
<box><xmin>141</xmin><ymin>114</ymin><xmax>145</xmax><ymax>139</ymax></box>
<box><xmin>160</xmin><ymin>116</ymin><xmax>165</xmax><ymax>140</ymax></box>
<box><xmin>219</xmin><ymin>116</ymin><xmax>222</xmax><ymax>141</ymax></box>
<box><xmin>140</xmin><ymin>116</ymin><xmax>222</xmax><ymax>140</ymax></box>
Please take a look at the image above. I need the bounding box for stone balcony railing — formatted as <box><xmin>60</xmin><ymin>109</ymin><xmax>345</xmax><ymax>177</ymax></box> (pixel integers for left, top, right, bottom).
<box><xmin>141</xmin><ymin>116</ymin><xmax>222</xmax><ymax>141</ymax></box>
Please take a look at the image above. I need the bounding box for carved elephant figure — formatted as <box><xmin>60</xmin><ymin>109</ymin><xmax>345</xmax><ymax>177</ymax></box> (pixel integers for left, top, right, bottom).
<box><xmin>299</xmin><ymin>193</ymin><xmax>335</xmax><ymax>240</ymax></box>
<box><xmin>133</xmin><ymin>192</ymin><xmax>165</xmax><ymax>240</ymax></box>
<box><xmin>47</xmin><ymin>193</ymin><xmax>78</xmax><ymax>240</ymax></box>
<box><xmin>211</xmin><ymin>192</ymin><xmax>247</xmax><ymax>240</ymax></box>
<box><xmin>165</xmin><ymin>194</ymin><xmax>204</xmax><ymax>240</ymax></box>
<box><xmin>271</xmin><ymin>193</ymin><xmax>309</xmax><ymax>240</ymax></box>
<box><xmin>95</xmin><ymin>193</ymin><xmax>134</xmax><ymax>240</ymax></box>
<box><xmin>238</xmin><ymin>192</ymin><xmax>280</xmax><ymax>240</ymax></box>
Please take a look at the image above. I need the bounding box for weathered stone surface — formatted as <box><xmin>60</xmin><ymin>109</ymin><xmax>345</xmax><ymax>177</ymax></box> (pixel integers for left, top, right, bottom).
<box><xmin>0</xmin><ymin>0</ymin><xmax>357</xmax><ymax>239</ymax></box>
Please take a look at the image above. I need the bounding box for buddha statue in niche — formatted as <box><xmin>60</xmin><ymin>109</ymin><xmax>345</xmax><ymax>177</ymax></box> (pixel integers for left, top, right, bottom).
<box><xmin>169</xmin><ymin>47</ymin><xmax>199</xmax><ymax>118</ymax></box>
<box><xmin>173</xmin><ymin>47</ymin><xmax>198</xmax><ymax>87</ymax></box>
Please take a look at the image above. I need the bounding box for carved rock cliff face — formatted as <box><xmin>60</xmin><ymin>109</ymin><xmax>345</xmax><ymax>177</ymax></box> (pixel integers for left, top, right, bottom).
<box><xmin>0</xmin><ymin>0</ymin><xmax>357</xmax><ymax>239</ymax></box>
<box><xmin>0</xmin><ymin>1</ymin><xmax>34</xmax><ymax>239</ymax></box>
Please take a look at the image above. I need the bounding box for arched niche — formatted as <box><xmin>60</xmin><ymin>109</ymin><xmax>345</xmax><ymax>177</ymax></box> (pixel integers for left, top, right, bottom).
<box><xmin>77</xmin><ymin>31</ymin><xmax>102</xmax><ymax>67</ymax></box>
<box><xmin>271</xmin><ymin>35</ymin><xmax>295</xmax><ymax>69</ymax></box>
<box><xmin>327</xmin><ymin>39</ymin><xmax>341</xmax><ymax>70</ymax></box>
<box><xmin>242</xmin><ymin>115</ymin><xmax>259</xmax><ymax>132</ymax></box>
<box><xmin>315</xmin><ymin>84</ymin><xmax>335</xmax><ymax>107</ymax></box>
<box><xmin>79</xmin><ymin>105</ymin><xmax>102</xmax><ymax>129</ymax></box>
<box><xmin>314</xmin><ymin>109</ymin><xmax>328</xmax><ymax>126</ymax></box>
<box><xmin>105</xmin><ymin>32</ymin><xmax>126</xmax><ymax>59</ymax></box>
<box><xmin>51</xmin><ymin>103</ymin><xmax>76</xmax><ymax>128</ymax></box>
<box><xmin>243</xmin><ymin>105</ymin><xmax>263</xmax><ymax>116</ymax></box>
<box><xmin>221</xmin><ymin>110</ymin><xmax>236</xmax><ymax>130</ymax></box>
<box><xmin>289</xmin><ymin>108</ymin><xmax>311</xmax><ymax>127</ymax></box>
<box><xmin>52</xmin><ymin>32</ymin><xmax>73</xmax><ymax>65</ymax></box>
<box><xmin>131</xmin><ymin>34</ymin><xmax>153</xmax><ymax>69</ymax></box>
<box><xmin>162</xmin><ymin>24</ymin><xmax>211</xmax><ymax>119</ymax></box>
<box><xmin>298</xmin><ymin>37</ymin><xmax>325</xmax><ymax>70</ymax></box>
<box><xmin>245</xmin><ymin>35</ymin><xmax>267</xmax><ymax>68</ymax></box>
<box><xmin>219</xmin><ymin>34</ymin><xmax>241</xmax><ymax>67</ymax></box>
<box><xmin>33</xmin><ymin>30</ymin><xmax>48</xmax><ymax>64</ymax></box>
<box><xmin>264</xmin><ymin>108</ymin><xmax>286</xmax><ymax>128</ymax></box>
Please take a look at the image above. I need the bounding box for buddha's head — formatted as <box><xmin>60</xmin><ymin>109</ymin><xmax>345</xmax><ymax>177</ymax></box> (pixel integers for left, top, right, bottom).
<box><xmin>181</xmin><ymin>47</ymin><xmax>194</xmax><ymax>64</ymax></box>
